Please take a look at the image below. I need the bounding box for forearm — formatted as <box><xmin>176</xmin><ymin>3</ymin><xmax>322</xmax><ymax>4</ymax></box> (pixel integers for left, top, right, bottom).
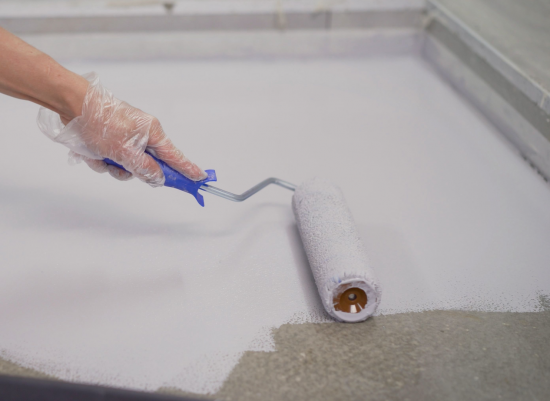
<box><xmin>0</xmin><ymin>27</ymin><xmax>88</xmax><ymax>122</ymax></box>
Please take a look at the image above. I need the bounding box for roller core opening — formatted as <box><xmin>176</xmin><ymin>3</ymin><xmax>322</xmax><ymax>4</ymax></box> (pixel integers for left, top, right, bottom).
<box><xmin>333</xmin><ymin>285</ymin><xmax>367</xmax><ymax>314</ymax></box>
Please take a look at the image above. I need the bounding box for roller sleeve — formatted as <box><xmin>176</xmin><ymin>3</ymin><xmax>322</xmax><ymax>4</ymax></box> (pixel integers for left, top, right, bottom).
<box><xmin>292</xmin><ymin>178</ymin><xmax>381</xmax><ymax>322</ymax></box>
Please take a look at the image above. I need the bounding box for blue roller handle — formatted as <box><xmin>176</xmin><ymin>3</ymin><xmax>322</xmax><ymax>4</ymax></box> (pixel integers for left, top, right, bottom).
<box><xmin>104</xmin><ymin>152</ymin><xmax>216</xmax><ymax>207</ymax></box>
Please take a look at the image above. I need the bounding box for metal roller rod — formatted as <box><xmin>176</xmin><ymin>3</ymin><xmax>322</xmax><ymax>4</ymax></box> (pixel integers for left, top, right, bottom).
<box><xmin>200</xmin><ymin>178</ymin><xmax>297</xmax><ymax>202</ymax></box>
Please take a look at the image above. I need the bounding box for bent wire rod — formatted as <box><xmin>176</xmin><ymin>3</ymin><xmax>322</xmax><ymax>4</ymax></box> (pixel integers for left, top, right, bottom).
<box><xmin>200</xmin><ymin>178</ymin><xmax>297</xmax><ymax>202</ymax></box>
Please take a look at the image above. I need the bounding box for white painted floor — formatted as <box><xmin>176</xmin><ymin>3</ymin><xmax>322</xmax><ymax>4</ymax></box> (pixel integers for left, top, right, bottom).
<box><xmin>1</xmin><ymin>55</ymin><xmax>550</xmax><ymax>394</ymax></box>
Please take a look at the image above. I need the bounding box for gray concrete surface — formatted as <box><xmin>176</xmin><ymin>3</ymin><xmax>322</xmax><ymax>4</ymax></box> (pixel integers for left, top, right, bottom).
<box><xmin>435</xmin><ymin>0</ymin><xmax>550</xmax><ymax>94</ymax></box>
<box><xmin>214</xmin><ymin>308</ymin><xmax>550</xmax><ymax>401</ymax></box>
<box><xmin>4</xmin><ymin>306</ymin><xmax>549</xmax><ymax>400</ymax></box>
<box><xmin>0</xmin><ymin>356</ymin><xmax>53</xmax><ymax>381</ymax></box>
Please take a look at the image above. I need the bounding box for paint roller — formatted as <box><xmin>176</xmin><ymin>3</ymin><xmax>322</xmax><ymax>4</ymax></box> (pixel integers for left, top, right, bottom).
<box><xmin>105</xmin><ymin>154</ymin><xmax>381</xmax><ymax>322</ymax></box>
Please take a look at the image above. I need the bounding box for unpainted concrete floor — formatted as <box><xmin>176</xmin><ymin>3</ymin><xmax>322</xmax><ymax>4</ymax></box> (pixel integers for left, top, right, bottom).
<box><xmin>4</xmin><ymin>305</ymin><xmax>550</xmax><ymax>400</ymax></box>
<box><xmin>215</xmin><ymin>310</ymin><xmax>550</xmax><ymax>401</ymax></box>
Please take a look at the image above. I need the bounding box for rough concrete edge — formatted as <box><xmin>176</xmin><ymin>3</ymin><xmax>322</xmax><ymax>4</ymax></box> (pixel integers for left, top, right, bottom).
<box><xmin>20</xmin><ymin>29</ymin><xmax>423</xmax><ymax>62</ymax></box>
<box><xmin>0</xmin><ymin>8</ymin><xmax>424</xmax><ymax>34</ymax></box>
<box><xmin>0</xmin><ymin>0</ymin><xmax>426</xmax><ymax>18</ymax></box>
<box><xmin>157</xmin><ymin>386</ymin><xmax>215</xmax><ymax>400</ymax></box>
<box><xmin>424</xmin><ymin>16</ymin><xmax>550</xmax><ymax>140</ymax></box>
<box><xmin>0</xmin><ymin>355</ymin><xmax>56</xmax><ymax>381</ymax></box>
<box><xmin>426</xmin><ymin>0</ymin><xmax>550</xmax><ymax>116</ymax></box>
<box><xmin>422</xmin><ymin>26</ymin><xmax>550</xmax><ymax>181</ymax></box>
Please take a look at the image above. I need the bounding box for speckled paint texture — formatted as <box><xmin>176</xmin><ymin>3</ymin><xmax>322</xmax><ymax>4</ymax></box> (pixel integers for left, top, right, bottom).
<box><xmin>0</xmin><ymin>56</ymin><xmax>549</xmax><ymax>395</ymax></box>
<box><xmin>292</xmin><ymin>177</ymin><xmax>381</xmax><ymax>322</ymax></box>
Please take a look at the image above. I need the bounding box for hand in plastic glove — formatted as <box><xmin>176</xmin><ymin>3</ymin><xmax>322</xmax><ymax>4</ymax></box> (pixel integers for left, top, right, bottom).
<box><xmin>0</xmin><ymin>28</ymin><xmax>205</xmax><ymax>186</ymax></box>
<box><xmin>38</xmin><ymin>73</ymin><xmax>207</xmax><ymax>186</ymax></box>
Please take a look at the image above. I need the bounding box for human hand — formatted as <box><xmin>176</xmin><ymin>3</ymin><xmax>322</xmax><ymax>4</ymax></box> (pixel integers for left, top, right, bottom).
<box><xmin>37</xmin><ymin>72</ymin><xmax>207</xmax><ymax>187</ymax></box>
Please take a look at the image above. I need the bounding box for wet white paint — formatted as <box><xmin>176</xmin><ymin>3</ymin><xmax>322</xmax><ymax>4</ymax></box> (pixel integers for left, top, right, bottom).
<box><xmin>1</xmin><ymin>56</ymin><xmax>550</xmax><ymax>394</ymax></box>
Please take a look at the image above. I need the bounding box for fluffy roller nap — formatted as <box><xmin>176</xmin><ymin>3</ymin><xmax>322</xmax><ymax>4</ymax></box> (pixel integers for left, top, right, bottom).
<box><xmin>292</xmin><ymin>177</ymin><xmax>381</xmax><ymax>322</ymax></box>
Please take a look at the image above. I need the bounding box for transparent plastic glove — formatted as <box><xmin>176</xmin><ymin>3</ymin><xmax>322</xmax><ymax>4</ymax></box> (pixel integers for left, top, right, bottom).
<box><xmin>37</xmin><ymin>72</ymin><xmax>207</xmax><ymax>187</ymax></box>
